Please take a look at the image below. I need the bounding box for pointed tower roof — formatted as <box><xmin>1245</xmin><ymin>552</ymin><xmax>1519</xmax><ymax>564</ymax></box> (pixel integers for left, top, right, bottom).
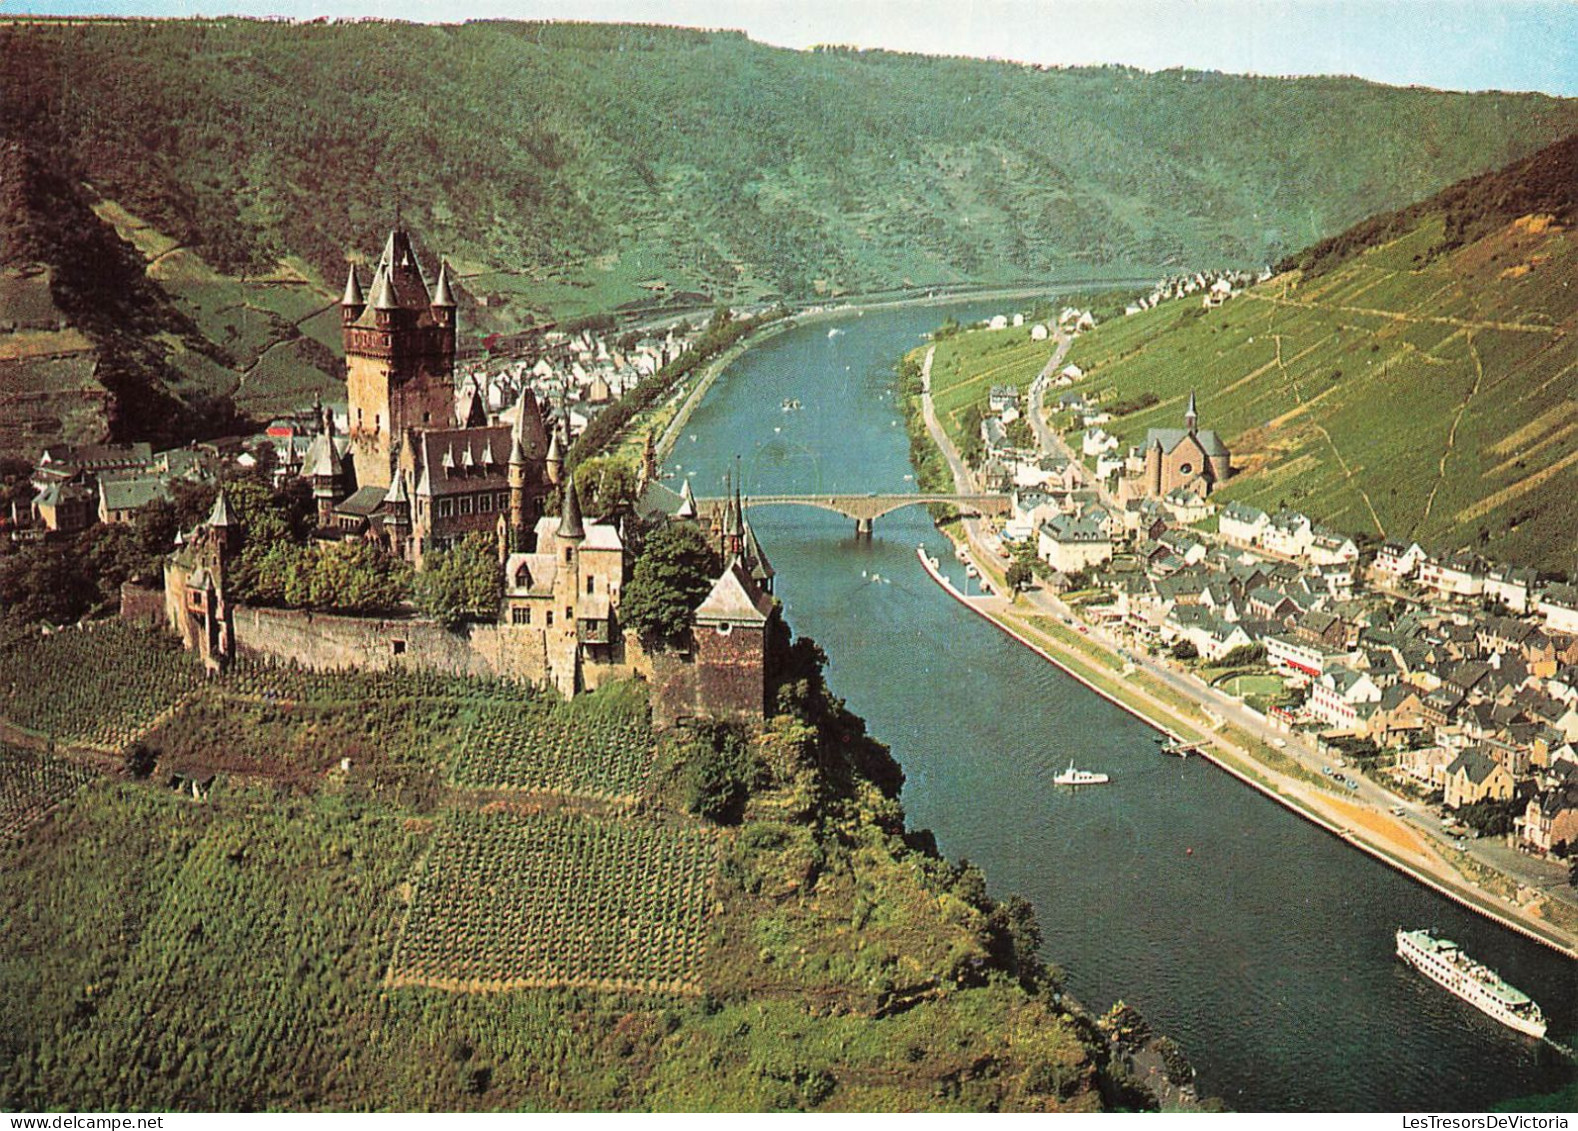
<box><xmin>742</xmin><ymin>517</ymin><xmax>774</xmax><ymax>585</ymax></box>
<box><xmin>546</xmin><ymin>428</ymin><xmax>563</xmax><ymax>465</ymax></box>
<box><xmin>510</xmin><ymin>388</ymin><xmax>549</xmax><ymax>464</ymax></box>
<box><xmin>369</xmin><ymin>264</ymin><xmax>398</xmax><ymax>311</ymax></box>
<box><xmin>384</xmin><ymin>469</ymin><xmax>408</xmax><ymax>506</ymax></box>
<box><xmin>677</xmin><ymin>477</ymin><xmax>697</xmax><ymax>520</ymax></box>
<box><xmin>341</xmin><ymin>264</ymin><xmax>364</xmax><ymax>307</ymax></box>
<box><xmin>694</xmin><ymin>560</ymin><xmax>774</xmax><ymax>626</ymax></box>
<box><xmin>1185</xmin><ymin>389</ymin><xmax>1198</xmax><ymax>433</ymax></box>
<box><xmin>560</xmin><ymin>478</ymin><xmax>585</xmax><ymax>540</ymax></box>
<box><xmin>207</xmin><ymin>490</ymin><xmax>236</xmax><ymax>529</ymax></box>
<box><xmin>432</xmin><ymin>261</ymin><xmax>456</xmax><ymax>308</ymax></box>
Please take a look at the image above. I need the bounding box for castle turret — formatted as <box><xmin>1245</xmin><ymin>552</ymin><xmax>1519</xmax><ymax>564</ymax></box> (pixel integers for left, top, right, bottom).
<box><xmin>546</xmin><ymin>430</ymin><xmax>564</xmax><ymax>488</ymax></box>
<box><xmin>341</xmin><ymin>264</ymin><xmax>365</xmax><ymax>326</ymax></box>
<box><xmin>207</xmin><ymin>489</ymin><xmax>241</xmax><ymax>563</ymax></box>
<box><xmin>383</xmin><ymin>469</ymin><xmax>410</xmax><ymax>558</ymax></box>
<box><xmin>431</xmin><ymin>260</ymin><xmax>456</xmax><ymax>323</ymax></box>
<box><xmin>560</xmin><ymin>476</ymin><xmax>585</xmax><ymax>542</ymax></box>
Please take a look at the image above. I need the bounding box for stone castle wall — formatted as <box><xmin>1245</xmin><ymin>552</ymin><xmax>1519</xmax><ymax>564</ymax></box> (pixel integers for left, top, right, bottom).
<box><xmin>231</xmin><ymin>604</ymin><xmax>550</xmax><ymax>685</ymax></box>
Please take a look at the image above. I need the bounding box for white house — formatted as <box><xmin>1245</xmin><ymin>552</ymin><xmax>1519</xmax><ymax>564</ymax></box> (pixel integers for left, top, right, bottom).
<box><xmin>1219</xmin><ymin>501</ymin><xmax>1270</xmax><ymax>547</ymax></box>
<box><xmin>1307</xmin><ymin>528</ymin><xmax>1359</xmax><ymax>566</ymax></box>
<box><xmin>1030</xmin><ymin>323</ymin><xmax>1050</xmax><ymax>341</ymax></box>
<box><xmin>1037</xmin><ymin>514</ymin><xmax>1115</xmax><ymax>573</ymax></box>
<box><xmin>1308</xmin><ymin>666</ymin><xmax>1383</xmax><ymax>731</ymax></box>
<box><xmin>1082</xmin><ymin>428</ymin><xmax>1119</xmax><ymax>457</ymax></box>
<box><xmin>988</xmin><ymin>314</ymin><xmax>1009</xmax><ymax>331</ymax></box>
<box><xmin>1538</xmin><ymin>584</ymin><xmax>1578</xmax><ymax>636</ymax></box>
<box><xmin>1484</xmin><ymin>565</ymin><xmax>1538</xmax><ymax>614</ymax></box>
<box><xmin>1262</xmin><ymin>510</ymin><xmax>1314</xmax><ymax>558</ymax></box>
<box><xmin>1374</xmin><ymin>541</ymin><xmax>1427</xmax><ymax>580</ymax></box>
<box><xmin>1419</xmin><ymin>552</ymin><xmax>1484</xmax><ymax>598</ymax></box>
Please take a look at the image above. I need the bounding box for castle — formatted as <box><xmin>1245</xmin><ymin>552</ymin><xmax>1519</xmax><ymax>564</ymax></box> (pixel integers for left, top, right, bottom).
<box><xmin>164</xmin><ymin>227</ymin><xmax>778</xmax><ymax>720</ymax></box>
<box><xmin>1119</xmin><ymin>391</ymin><xmax>1231</xmax><ymax>502</ymax></box>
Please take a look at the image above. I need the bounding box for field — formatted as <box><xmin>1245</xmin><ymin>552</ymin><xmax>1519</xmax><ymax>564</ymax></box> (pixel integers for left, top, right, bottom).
<box><xmin>391</xmin><ymin>809</ymin><xmax>719</xmax><ymax>994</ymax></box>
<box><xmin>0</xmin><ymin>621</ymin><xmax>1114</xmax><ymax>1111</ymax></box>
<box><xmin>1026</xmin><ymin>213</ymin><xmax>1578</xmax><ymax>572</ymax></box>
<box><xmin>0</xmin><ymin>622</ymin><xmax>204</xmax><ymax>750</ymax></box>
<box><xmin>0</xmin><ymin>744</ymin><xmax>96</xmax><ymax>842</ymax></box>
<box><xmin>447</xmin><ymin>681</ymin><xmax>656</xmax><ymax>801</ymax></box>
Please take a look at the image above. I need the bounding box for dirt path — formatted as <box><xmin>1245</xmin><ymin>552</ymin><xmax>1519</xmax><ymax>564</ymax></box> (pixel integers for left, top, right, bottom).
<box><xmin>1267</xmin><ymin>331</ymin><xmax>1386</xmax><ymax>535</ymax></box>
<box><xmin>1418</xmin><ymin>330</ymin><xmax>1485</xmax><ymax>532</ymax></box>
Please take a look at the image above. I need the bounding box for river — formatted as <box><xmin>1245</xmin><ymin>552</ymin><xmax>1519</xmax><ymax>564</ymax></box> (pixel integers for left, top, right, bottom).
<box><xmin>666</xmin><ymin>301</ymin><xmax>1577</xmax><ymax>1111</ymax></box>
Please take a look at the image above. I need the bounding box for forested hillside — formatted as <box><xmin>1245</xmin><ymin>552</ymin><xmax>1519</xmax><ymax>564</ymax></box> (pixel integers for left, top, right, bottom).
<box><xmin>1062</xmin><ymin>134</ymin><xmax>1578</xmax><ymax>573</ymax></box>
<box><xmin>6</xmin><ymin>17</ymin><xmax>1578</xmax><ymax>317</ymax></box>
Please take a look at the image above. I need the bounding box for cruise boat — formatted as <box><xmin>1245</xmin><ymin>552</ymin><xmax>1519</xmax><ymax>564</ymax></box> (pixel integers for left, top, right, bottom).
<box><xmin>1054</xmin><ymin>763</ymin><xmax>1110</xmax><ymax>786</ymax></box>
<box><xmin>1395</xmin><ymin>928</ymin><xmax>1547</xmax><ymax>1039</ymax></box>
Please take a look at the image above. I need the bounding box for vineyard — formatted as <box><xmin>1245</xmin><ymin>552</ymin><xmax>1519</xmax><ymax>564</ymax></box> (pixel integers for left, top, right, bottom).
<box><xmin>390</xmin><ymin>809</ymin><xmax>720</xmax><ymax>995</ymax></box>
<box><xmin>0</xmin><ymin>744</ymin><xmax>96</xmax><ymax>841</ymax></box>
<box><xmin>447</xmin><ymin>681</ymin><xmax>657</xmax><ymax>801</ymax></box>
<box><xmin>0</xmin><ymin>622</ymin><xmax>203</xmax><ymax>749</ymax></box>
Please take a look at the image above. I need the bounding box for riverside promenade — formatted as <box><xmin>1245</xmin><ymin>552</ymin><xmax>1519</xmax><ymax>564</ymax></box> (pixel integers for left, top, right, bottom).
<box><xmin>915</xmin><ymin>344</ymin><xmax>1578</xmax><ymax>959</ymax></box>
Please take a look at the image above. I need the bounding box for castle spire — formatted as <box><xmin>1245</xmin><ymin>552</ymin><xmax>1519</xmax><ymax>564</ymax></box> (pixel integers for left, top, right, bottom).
<box><xmin>369</xmin><ymin>263</ymin><xmax>398</xmax><ymax>311</ymax></box>
<box><xmin>432</xmin><ymin>260</ymin><xmax>456</xmax><ymax>308</ymax></box>
<box><xmin>560</xmin><ymin>477</ymin><xmax>585</xmax><ymax>540</ymax></box>
<box><xmin>341</xmin><ymin>264</ymin><xmax>364</xmax><ymax>308</ymax></box>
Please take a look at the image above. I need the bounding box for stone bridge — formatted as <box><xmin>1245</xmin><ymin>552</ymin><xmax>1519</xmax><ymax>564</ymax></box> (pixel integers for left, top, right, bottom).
<box><xmin>694</xmin><ymin>493</ymin><xmax>1010</xmax><ymax>537</ymax></box>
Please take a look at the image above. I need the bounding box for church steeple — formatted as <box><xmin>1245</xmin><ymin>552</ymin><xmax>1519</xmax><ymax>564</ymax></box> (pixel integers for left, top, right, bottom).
<box><xmin>1185</xmin><ymin>390</ymin><xmax>1198</xmax><ymax>435</ymax></box>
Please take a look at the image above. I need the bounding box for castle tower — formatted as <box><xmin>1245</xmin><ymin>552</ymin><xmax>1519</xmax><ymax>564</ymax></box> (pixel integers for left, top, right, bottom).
<box><xmin>1147</xmin><ymin>438</ymin><xmax>1164</xmax><ymax>498</ymax></box>
<box><xmin>545</xmin><ymin>429</ymin><xmax>563</xmax><ymax>487</ymax></box>
<box><xmin>560</xmin><ymin>475</ymin><xmax>585</xmax><ymax>542</ymax></box>
<box><xmin>383</xmin><ymin>469</ymin><xmax>411</xmax><ymax>559</ymax></box>
<box><xmin>507</xmin><ymin>389</ymin><xmax>550</xmax><ymax>551</ymax></box>
<box><xmin>341</xmin><ymin>229</ymin><xmax>457</xmax><ymax>491</ymax></box>
<box><xmin>309</xmin><ymin>412</ymin><xmax>345</xmax><ymax>528</ymax></box>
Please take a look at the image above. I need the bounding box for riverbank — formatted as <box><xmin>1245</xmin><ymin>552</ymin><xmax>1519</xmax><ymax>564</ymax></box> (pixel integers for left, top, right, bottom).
<box><xmin>908</xmin><ymin>350</ymin><xmax>1578</xmax><ymax>958</ymax></box>
<box><xmin>644</xmin><ymin>283</ymin><xmax>1145</xmax><ymax>466</ymax></box>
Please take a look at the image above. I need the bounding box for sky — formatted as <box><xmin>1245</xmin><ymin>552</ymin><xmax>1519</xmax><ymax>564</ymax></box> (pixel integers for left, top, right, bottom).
<box><xmin>8</xmin><ymin>0</ymin><xmax>1578</xmax><ymax>96</ymax></box>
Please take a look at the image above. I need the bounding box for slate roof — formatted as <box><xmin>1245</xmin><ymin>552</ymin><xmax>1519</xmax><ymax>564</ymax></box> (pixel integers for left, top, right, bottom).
<box><xmin>694</xmin><ymin>560</ymin><xmax>774</xmax><ymax>625</ymax></box>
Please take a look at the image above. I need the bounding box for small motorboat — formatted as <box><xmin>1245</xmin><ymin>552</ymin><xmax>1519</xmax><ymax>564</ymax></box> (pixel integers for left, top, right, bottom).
<box><xmin>1054</xmin><ymin>762</ymin><xmax>1110</xmax><ymax>786</ymax></box>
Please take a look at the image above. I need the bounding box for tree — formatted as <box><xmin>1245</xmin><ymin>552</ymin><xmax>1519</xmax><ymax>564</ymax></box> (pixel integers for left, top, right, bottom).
<box><xmin>682</xmin><ymin>721</ymin><xmax>753</xmax><ymax>824</ymax></box>
<box><xmin>415</xmin><ymin>533</ymin><xmax>500</xmax><ymax>628</ymax></box>
<box><xmin>1006</xmin><ymin>560</ymin><xmax>1033</xmax><ymax>593</ymax></box>
<box><xmin>573</xmin><ymin>457</ymin><xmax>640</xmax><ymax>520</ymax></box>
<box><xmin>618</xmin><ymin>522</ymin><xmax>721</xmax><ymax>644</ymax></box>
<box><xmin>1171</xmin><ymin>639</ymin><xmax>1199</xmax><ymax>661</ymax></box>
<box><xmin>122</xmin><ymin>740</ymin><xmax>157</xmax><ymax>779</ymax></box>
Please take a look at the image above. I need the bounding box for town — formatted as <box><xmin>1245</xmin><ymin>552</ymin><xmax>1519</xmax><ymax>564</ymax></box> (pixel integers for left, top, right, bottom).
<box><xmin>948</xmin><ymin>306</ymin><xmax>1578</xmax><ymax>881</ymax></box>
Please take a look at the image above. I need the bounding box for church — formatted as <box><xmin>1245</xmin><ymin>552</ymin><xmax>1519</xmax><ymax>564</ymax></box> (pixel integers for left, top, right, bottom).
<box><xmin>1119</xmin><ymin>391</ymin><xmax>1231</xmax><ymax>502</ymax></box>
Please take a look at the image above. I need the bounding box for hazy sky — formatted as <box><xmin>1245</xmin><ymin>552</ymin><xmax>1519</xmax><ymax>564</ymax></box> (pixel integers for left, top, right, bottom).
<box><xmin>12</xmin><ymin>0</ymin><xmax>1578</xmax><ymax>96</ymax></box>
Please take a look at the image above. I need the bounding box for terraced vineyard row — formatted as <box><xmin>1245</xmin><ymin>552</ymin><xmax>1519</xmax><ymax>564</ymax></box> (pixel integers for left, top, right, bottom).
<box><xmin>0</xmin><ymin>744</ymin><xmax>96</xmax><ymax>841</ymax></box>
<box><xmin>223</xmin><ymin>657</ymin><xmax>520</xmax><ymax>705</ymax></box>
<box><xmin>0</xmin><ymin>622</ymin><xmax>203</xmax><ymax>749</ymax></box>
<box><xmin>389</xmin><ymin>809</ymin><xmax>719</xmax><ymax>994</ymax></box>
<box><xmin>447</xmin><ymin>697</ymin><xmax>656</xmax><ymax>800</ymax></box>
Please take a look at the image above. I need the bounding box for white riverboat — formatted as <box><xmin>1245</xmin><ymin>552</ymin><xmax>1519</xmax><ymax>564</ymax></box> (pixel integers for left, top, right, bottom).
<box><xmin>1395</xmin><ymin>928</ymin><xmax>1547</xmax><ymax>1039</ymax></box>
<box><xmin>1054</xmin><ymin>763</ymin><xmax>1110</xmax><ymax>786</ymax></box>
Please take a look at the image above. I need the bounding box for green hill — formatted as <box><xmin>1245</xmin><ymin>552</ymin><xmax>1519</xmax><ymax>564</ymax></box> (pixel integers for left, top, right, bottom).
<box><xmin>0</xmin><ymin>621</ymin><xmax>1157</xmax><ymax>1112</ymax></box>
<box><xmin>6</xmin><ymin>16</ymin><xmax>1578</xmax><ymax>454</ymax></box>
<box><xmin>7</xmin><ymin>17</ymin><xmax>1578</xmax><ymax>315</ymax></box>
<box><xmin>1058</xmin><ymin>133</ymin><xmax>1578</xmax><ymax>573</ymax></box>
